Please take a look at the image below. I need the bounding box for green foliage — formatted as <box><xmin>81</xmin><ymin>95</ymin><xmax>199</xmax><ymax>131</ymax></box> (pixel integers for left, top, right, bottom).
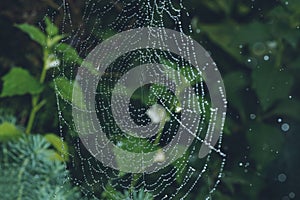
<box><xmin>0</xmin><ymin>16</ymin><xmax>81</xmax><ymax>199</ymax></box>
<box><xmin>0</xmin><ymin>134</ymin><xmax>82</xmax><ymax>200</ymax></box>
<box><xmin>251</xmin><ymin>65</ymin><xmax>294</xmax><ymax>111</ymax></box>
<box><xmin>45</xmin><ymin>17</ymin><xmax>59</xmax><ymax>36</ymax></box>
<box><xmin>44</xmin><ymin>133</ymin><xmax>69</xmax><ymax>161</ymax></box>
<box><xmin>1</xmin><ymin>67</ymin><xmax>43</xmax><ymax>97</ymax></box>
<box><xmin>0</xmin><ymin>122</ymin><xmax>22</xmax><ymax>142</ymax></box>
<box><xmin>54</xmin><ymin>77</ymin><xmax>86</xmax><ymax>109</ymax></box>
<box><xmin>190</xmin><ymin>0</ymin><xmax>300</xmax><ymax>199</ymax></box>
<box><xmin>246</xmin><ymin>123</ymin><xmax>284</xmax><ymax>170</ymax></box>
<box><xmin>102</xmin><ymin>184</ymin><xmax>153</xmax><ymax>200</ymax></box>
<box><xmin>1</xmin><ymin>0</ymin><xmax>300</xmax><ymax>199</ymax></box>
<box><xmin>55</xmin><ymin>43</ymin><xmax>82</xmax><ymax>65</ymax></box>
<box><xmin>15</xmin><ymin>24</ymin><xmax>46</xmax><ymax>46</ymax></box>
<box><xmin>223</xmin><ymin>71</ymin><xmax>248</xmax><ymax>114</ymax></box>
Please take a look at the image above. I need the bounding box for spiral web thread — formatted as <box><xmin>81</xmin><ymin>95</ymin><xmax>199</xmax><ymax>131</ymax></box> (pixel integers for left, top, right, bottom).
<box><xmin>50</xmin><ymin>0</ymin><xmax>227</xmax><ymax>199</ymax></box>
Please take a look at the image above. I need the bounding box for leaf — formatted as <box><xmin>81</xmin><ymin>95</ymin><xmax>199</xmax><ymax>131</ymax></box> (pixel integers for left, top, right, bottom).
<box><xmin>251</xmin><ymin>65</ymin><xmax>294</xmax><ymax>111</ymax></box>
<box><xmin>55</xmin><ymin>43</ymin><xmax>82</xmax><ymax>64</ymax></box>
<box><xmin>0</xmin><ymin>122</ymin><xmax>22</xmax><ymax>142</ymax></box>
<box><xmin>15</xmin><ymin>24</ymin><xmax>46</xmax><ymax>46</ymax></box>
<box><xmin>113</xmin><ymin>136</ymin><xmax>159</xmax><ymax>172</ymax></box>
<box><xmin>44</xmin><ymin>133</ymin><xmax>69</xmax><ymax>161</ymax></box>
<box><xmin>44</xmin><ymin>17</ymin><xmax>58</xmax><ymax>36</ymax></box>
<box><xmin>1</xmin><ymin>67</ymin><xmax>43</xmax><ymax>97</ymax></box>
<box><xmin>246</xmin><ymin>123</ymin><xmax>284</xmax><ymax>170</ymax></box>
<box><xmin>289</xmin><ymin>57</ymin><xmax>300</xmax><ymax>69</ymax></box>
<box><xmin>270</xmin><ymin>100</ymin><xmax>300</xmax><ymax>121</ymax></box>
<box><xmin>54</xmin><ymin>77</ymin><xmax>86</xmax><ymax>109</ymax></box>
<box><xmin>172</xmin><ymin>151</ymin><xmax>189</xmax><ymax>184</ymax></box>
<box><xmin>200</xmin><ymin>21</ymin><xmax>271</xmax><ymax>63</ymax></box>
<box><xmin>223</xmin><ymin>71</ymin><xmax>249</xmax><ymax>114</ymax></box>
<box><xmin>101</xmin><ymin>184</ymin><xmax>125</xmax><ymax>200</ymax></box>
<box><xmin>47</xmin><ymin>34</ymin><xmax>65</xmax><ymax>47</ymax></box>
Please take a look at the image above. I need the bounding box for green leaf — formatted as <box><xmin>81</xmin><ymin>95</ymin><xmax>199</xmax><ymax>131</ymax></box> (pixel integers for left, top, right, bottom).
<box><xmin>44</xmin><ymin>17</ymin><xmax>59</xmax><ymax>36</ymax></box>
<box><xmin>223</xmin><ymin>71</ymin><xmax>248</xmax><ymax>114</ymax></box>
<box><xmin>92</xmin><ymin>29</ymin><xmax>117</xmax><ymax>41</ymax></box>
<box><xmin>1</xmin><ymin>67</ymin><xmax>43</xmax><ymax>97</ymax></box>
<box><xmin>55</xmin><ymin>43</ymin><xmax>82</xmax><ymax>64</ymax></box>
<box><xmin>0</xmin><ymin>122</ymin><xmax>22</xmax><ymax>142</ymax></box>
<box><xmin>247</xmin><ymin>123</ymin><xmax>284</xmax><ymax>170</ymax></box>
<box><xmin>201</xmin><ymin>0</ymin><xmax>233</xmax><ymax>14</ymax></box>
<box><xmin>47</xmin><ymin>34</ymin><xmax>65</xmax><ymax>47</ymax></box>
<box><xmin>54</xmin><ymin>77</ymin><xmax>86</xmax><ymax>109</ymax></box>
<box><xmin>101</xmin><ymin>184</ymin><xmax>126</xmax><ymax>200</ymax></box>
<box><xmin>200</xmin><ymin>21</ymin><xmax>271</xmax><ymax>63</ymax></box>
<box><xmin>270</xmin><ymin>100</ymin><xmax>300</xmax><ymax>121</ymax></box>
<box><xmin>251</xmin><ymin>65</ymin><xmax>294</xmax><ymax>111</ymax></box>
<box><xmin>172</xmin><ymin>149</ymin><xmax>189</xmax><ymax>184</ymax></box>
<box><xmin>113</xmin><ymin>136</ymin><xmax>159</xmax><ymax>172</ymax></box>
<box><xmin>44</xmin><ymin>133</ymin><xmax>69</xmax><ymax>161</ymax></box>
<box><xmin>117</xmin><ymin>136</ymin><xmax>158</xmax><ymax>153</ymax></box>
<box><xmin>15</xmin><ymin>24</ymin><xmax>46</xmax><ymax>46</ymax></box>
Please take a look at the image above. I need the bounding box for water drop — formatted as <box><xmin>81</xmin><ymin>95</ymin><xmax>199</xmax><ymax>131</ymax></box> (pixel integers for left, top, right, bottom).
<box><xmin>263</xmin><ymin>55</ymin><xmax>270</xmax><ymax>61</ymax></box>
<box><xmin>281</xmin><ymin>123</ymin><xmax>290</xmax><ymax>132</ymax></box>
<box><xmin>278</xmin><ymin>173</ymin><xmax>287</xmax><ymax>182</ymax></box>
<box><xmin>289</xmin><ymin>192</ymin><xmax>295</xmax><ymax>199</ymax></box>
<box><xmin>250</xmin><ymin>114</ymin><xmax>256</xmax><ymax>120</ymax></box>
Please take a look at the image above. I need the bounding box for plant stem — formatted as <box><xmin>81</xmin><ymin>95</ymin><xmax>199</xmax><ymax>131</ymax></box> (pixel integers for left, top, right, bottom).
<box><xmin>25</xmin><ymin>99</ymin><xmax>37</xmax><ymax>134</ymax></box>
<box><xmin>25</xmin><ymin>49</ymin><xmax>48</xmax><ymax>134</ymax></box>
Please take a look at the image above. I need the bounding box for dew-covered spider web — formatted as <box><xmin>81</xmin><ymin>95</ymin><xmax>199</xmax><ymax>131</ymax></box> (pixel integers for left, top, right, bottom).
<box><xmin>49</xmin><ymin>0</ymin><xmax>227</xmax><ymax>199</ymax></box>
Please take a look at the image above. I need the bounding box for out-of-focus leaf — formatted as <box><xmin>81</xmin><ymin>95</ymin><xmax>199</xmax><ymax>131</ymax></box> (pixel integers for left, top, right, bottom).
<box><xmin>44</xmin><ymin>133</ymin><xmax>69</xmax><ymax>161</ymax></box>
<box><xmin>247</xmin><ymin>123</ymin><xmax>284</xmax><ymax>170</ymax></box>
<box><xmin>200</xmin><ymin>21</ymin><xmax>271</xmax><ymax>63</ymax></box>
<box><xmin>15</xmin><ymin>24</ymin><xmax>46</xmax><ymax>46</ymax></box>
<box><xmin>201</xmin><ymin>0</ymin><xmax>233</xmax><ymax>15</ymax></box>
<box><xmin>282</xmin><ymin>31</ymin><xmax>300</xmax><ymax>48</ymax></box>
<box><xmin>290</xmin><ymin>57</ymin><xmax>300</xmax><ymax>69</ymax></box>
<box><xmin>0</xmin><ymin>122</ymin><xmax>22</xmax><ymax>142</ymax></box>
<box><xmin>269</xmin><ymin>100</ymin><xmax>300</xmax><ymax>121</ymax></box>
<box><xmin>54</xmin><ymin>77</ymin><xmax>86</xmax><ymax>109</ymax></box>
<box><xmin>1</xmin><ymin>67</ymin><xmax>43</xmax><ymax>97</ymax></box>
<box><xmin>251</xmin><ymin>65</ymin><xmax>294</xmax><ymax>111</ymax></box>
<box><xmin>223</xmin><ymin>71</ymin><xmax>248</xmax><ymax>114</ymax></box>
<box><xmin>45</xmin><ymin>17</ymin><xmax>58</xmax><ymax>36</ymax></box>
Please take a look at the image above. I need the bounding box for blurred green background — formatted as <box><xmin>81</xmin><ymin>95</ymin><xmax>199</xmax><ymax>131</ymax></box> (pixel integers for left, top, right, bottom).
<box><xmin>0</xmin><ymin>0</ymin><xmax>299</xmax><ymax>199</ymax></box>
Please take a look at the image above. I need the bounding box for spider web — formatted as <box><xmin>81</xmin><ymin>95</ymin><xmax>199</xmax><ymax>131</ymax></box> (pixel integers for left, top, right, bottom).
<box><xmin>49</xmin><ymin>0</ymin><xmax>227</xmax><ymax>199</ymax></box>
